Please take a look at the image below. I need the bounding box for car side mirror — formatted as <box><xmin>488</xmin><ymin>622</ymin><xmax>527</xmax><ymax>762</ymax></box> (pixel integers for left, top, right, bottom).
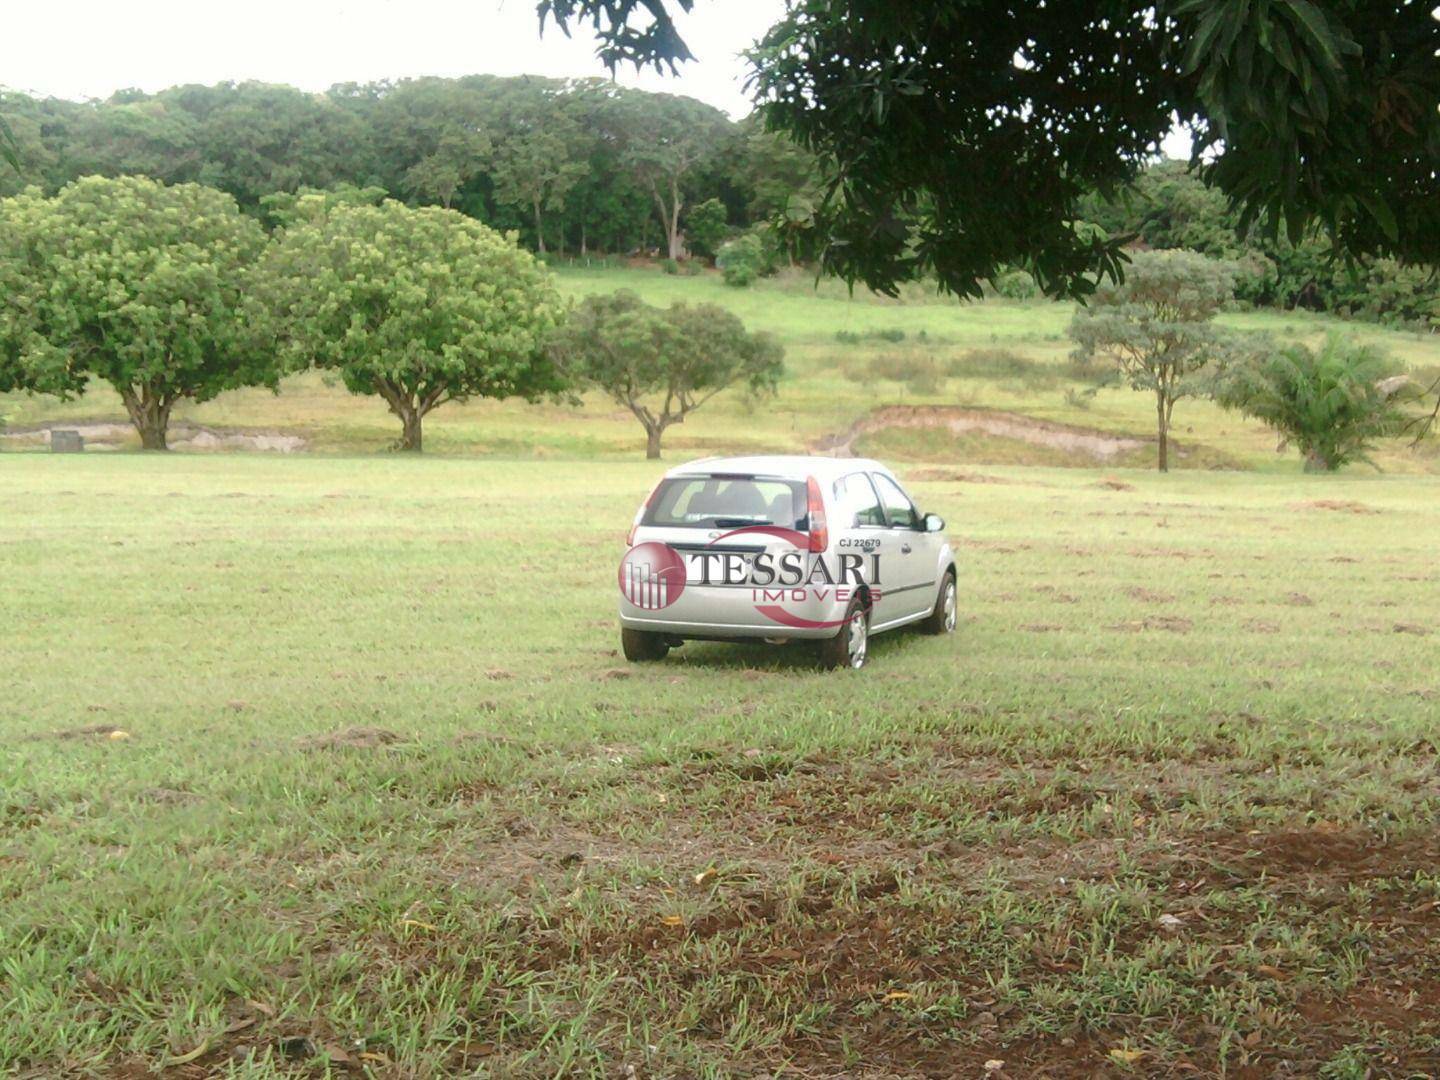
<box><xmin>923</xmin><ymin>513</ymin><xmax>945</xmax><ymax>533</ymax></box>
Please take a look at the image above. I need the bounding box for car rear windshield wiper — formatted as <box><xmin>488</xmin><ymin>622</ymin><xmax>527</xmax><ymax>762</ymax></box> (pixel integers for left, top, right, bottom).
<box><xmin>713</xmin><ymin>517</ymin><xmax>772</xmax><ymax>528</ymax></box>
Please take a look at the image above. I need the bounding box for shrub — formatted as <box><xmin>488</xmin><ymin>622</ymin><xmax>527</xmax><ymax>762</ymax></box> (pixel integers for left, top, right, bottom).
<box><xmin>685</xmin><ymin>197</ymin><xmax>730</xmax><ymax>261</ymax></box>
<box><xmin>865</xmin><ymin>352</ymin><xmax>945</xmax><ymax>394</ymax></box>
<box><xmin>993</xmin><ymin>267</ymin><xmax>1038</xmax><ymax>299</ymax></box>
<box><xmin>717</xmin><ymin>234</ymin><xmax>765</xmax><ymax>287</ymax></box>
<box><xmin>946</xmin><ymin>348</ymin><xmax>1038</xmax><ymax>380</ymax></box>
<box><xmin>873</xmin><ymin>328</ymin><xmax>906</xmax><ymax>343</ymax></box>
<box><xmin>835</xmin><ymin>330</ymin><xmax>861</xmax><ymax>345</ymax></box>
<box><xmin>660</xmin><ymin>258</ymin><xmax>680</xmax><ymax>275</ymax></box>
<box><xmin>1215</xmin><ymin>335</ymin><xmax>1411</xmax><ymax>471</ymax></box>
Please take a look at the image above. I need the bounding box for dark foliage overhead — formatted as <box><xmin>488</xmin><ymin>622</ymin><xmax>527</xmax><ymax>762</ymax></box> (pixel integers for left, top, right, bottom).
<box><xmin>538</xmin><ymin>0</ymin><xmax>1440</xmax><ymax>300</ymax></box>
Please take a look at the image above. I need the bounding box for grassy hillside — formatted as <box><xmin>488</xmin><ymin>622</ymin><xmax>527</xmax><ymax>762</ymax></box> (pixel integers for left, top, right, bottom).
<box><xmin>4</xmin><ymin>264</ymin><xmax>1437</xmax><ymax>472</ymax></box>
<box><xmin>2</xmin><ymin>455</ymin><xmax>1438</xmax><ymax>1076</ymax></box>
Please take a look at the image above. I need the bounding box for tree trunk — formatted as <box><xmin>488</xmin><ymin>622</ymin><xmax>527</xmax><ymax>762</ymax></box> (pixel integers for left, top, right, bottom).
<box><xmin>119</xmin><ymin>384</ymin><xmax>173</xmax><ymax>451</ymax></box>
<box><xmin>376</xmin><ymin>378</ymin><xmax>427</xmax><ymax>452</ymax></box>
<box><xmin>580</xmin><ymin>222</ymin><xmax>587</xmax><ymax>257</ymax></box>
<box><xmin>645</xmin><ymin>424</ymin><xmax>663</xmax><ymax>459</ymax></box>
<box><xmin>668</xmin><ymin>177</ymin><xmax>683</xmax><ymax>260</ymax></box>
<box><xmin>1304</xmin><ymin>449</ymin><xmax>1331</xmax><ymax>472</ymax></box>
<box><xmin>534</xmin><ymin>198</ymin><xmax>546</xmax><ymax>254</ymax></box>
<box><xmin>1155</xmin><ymin>390</ymin><xmax>1169</xmax><ymax>473</ymax></box>
<box><xmin>399</xmin><ymin>408</ymin><xmax>423</xmax><ymax>452</ymax></box>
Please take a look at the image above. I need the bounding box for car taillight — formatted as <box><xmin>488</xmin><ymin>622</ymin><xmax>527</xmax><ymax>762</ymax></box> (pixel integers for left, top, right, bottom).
<box><xmin>806</xmin><ymin>475</ymin><xmax>828</xmax><ymax>553</ymax></box>
<box><xmin>627</xmin><ymin>478</ymin><xmax>664</xmax><ymax>546</ymax></box>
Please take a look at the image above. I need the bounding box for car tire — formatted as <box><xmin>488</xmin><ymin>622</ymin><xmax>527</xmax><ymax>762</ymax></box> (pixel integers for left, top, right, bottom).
<box><xmin>621</xmin><ymin>627</ymin><xmax>670</xmax><ymax>662</ymax></box>
<box><xmin>920</xmin><ymin>569</ymin><xmax>958</xmax><ymax>635</ymax></box>
<box><xmin>818</xmin><ymin>594</ymin><xmax>869</xmax><ymax>671</ymax></box>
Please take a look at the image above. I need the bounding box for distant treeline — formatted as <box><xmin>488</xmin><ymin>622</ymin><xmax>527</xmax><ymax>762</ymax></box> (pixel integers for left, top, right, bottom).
<box><xmin>1080</xmin><ymin>161</ymin><xmax>1439</xmax><ymax>330</ymax></box>
<box><xmin>2</xmin><ymin>77</ymin><xmax>1433</xmax><ymax>328</ymax></box>
<box><xmin>0</xmin><ymin>76</ymin><xmax>816</xmax><ymax>260</ymax></box>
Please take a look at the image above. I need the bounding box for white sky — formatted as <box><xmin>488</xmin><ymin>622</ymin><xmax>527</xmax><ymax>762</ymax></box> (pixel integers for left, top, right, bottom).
<box><xmin>5</xmin><ymin>0</ymin><xmax>1189</xmax><ymax>154</ymax></box>
<box><xmin>4</xmin><ymin>0</ymin><xmax>784</xmax><ymax>117</ymax></box>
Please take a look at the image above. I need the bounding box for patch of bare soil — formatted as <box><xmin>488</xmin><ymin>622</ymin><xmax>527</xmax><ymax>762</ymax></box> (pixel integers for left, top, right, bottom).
<box><xmin>1</xmin><ymin>421</ymin><xmax>306</xmax><ymax>452</ymax></box>
<box><xmin>1293</xmin><ymin>499</ymin><xmax>1380</xmax><ymax>515</ymax></box>
<box><xmin>1393</xmin><ymin>622</ymin><xmax>1430</xmax><ymax>636</ymax></box>
<box><xmin>904</xmin><ymin>467</ymin><xmax>1014</xmax><ymax>484</ymax></box>
<box><xmin>297</xmin><ymin>726</ymin><xmax>403</xmax><ymax>750</ymax></box>
<box><xmin>1094</xmin><ymin>476</ymin><xmax>1135</xmax><ymax>491</ymax></box>
<box><xmin>1108</xmin><ymin>615</ymin><xmax>1193</xmax><ymax>633</ymax></box>
<box><xmin>26</xmin><ymin>723</ymin><xmax>131</xmax><ymax>741</ymax></box>
<box><xmin>1125</xmin><ymin>586</ymin><xmax>1175</xmax><ymax>603</ymax></box>
<box><xmin>812</xmin><ymin>405</ymin><xmax>1148</xmax><ymax>461</ymax></box>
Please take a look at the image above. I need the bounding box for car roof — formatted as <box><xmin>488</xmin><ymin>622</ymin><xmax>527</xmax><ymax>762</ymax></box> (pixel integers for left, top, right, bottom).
<box><xmin>663</xmin><ymin>455</ymin><xmax>894</xmax><ymax>481</ymax></box>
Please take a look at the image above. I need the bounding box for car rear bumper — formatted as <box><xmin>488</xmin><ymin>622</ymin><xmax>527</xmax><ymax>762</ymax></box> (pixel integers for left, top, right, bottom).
<box><xmin>618</xmin><ymin>583</ymin><xmax>853</xmax><ymax>640</ymax></box>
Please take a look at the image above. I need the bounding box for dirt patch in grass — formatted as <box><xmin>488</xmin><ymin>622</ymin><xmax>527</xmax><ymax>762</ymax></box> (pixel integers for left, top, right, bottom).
<box><xmin>904</xmin><ymin>466</ymin><xmax>1015</xmax><ymax>484</ymax></box>
<box><xmin>1</xmin><ymin>421</ymin><xmax>307</xmax><ymax>452</ymax></box>
<box><xmin>813</xmin><ymin>405</ymin><xmax>1150</xmax><ymax>461</ymax></box>
<box><xmin>1125</xmin><ymin>585</ymin><xmax>1175</xmax><ymax>603</ymax></box>
<box><xmin>1294</xmin><ymin>499</ymin><xmax>1381</xmax><ymax>515</ymax></box>
<box><xmin>47</xmin><ymin>723</ymin><xmax>130</xmax><ymax>740</ymax></box>
<box><xmin>297</xmin><ymin>726</ymin><xmax>403</xmax><ymax>750</ymax></box>
<box><xmin>1108</xmin><ymin>615</ymin><xmax>1193</xmax><ymax>633</ymax></box>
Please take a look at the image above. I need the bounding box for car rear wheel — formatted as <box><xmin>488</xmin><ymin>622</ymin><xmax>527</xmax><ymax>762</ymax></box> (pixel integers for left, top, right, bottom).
<box><xmin>920</xmin><ymin>570</ymin><xmax>957</xmax><ymax>635</ymax></box>
<box><xmin>621</xmin><ymin>627</ymin><xmax>670</xmax><ymax>662</ymax></box>
<box><xmin>818</xmin><ymin>595</ymin><xmax>869</xmax><ymax>670</ymax></box>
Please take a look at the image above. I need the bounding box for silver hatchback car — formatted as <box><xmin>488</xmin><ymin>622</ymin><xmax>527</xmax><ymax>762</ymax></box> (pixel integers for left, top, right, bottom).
<box><xmin>618</xmin><ymin>455</ymin><xmax>956</xmax><ymax>669</ymax></box>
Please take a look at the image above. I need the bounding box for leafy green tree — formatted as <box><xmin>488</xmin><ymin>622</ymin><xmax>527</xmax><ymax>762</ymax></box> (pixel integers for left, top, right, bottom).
<box><xmin>716</xmin><ymin>233</ymin><xmax>765</xmax><ymax>287</ymax></box>
<box><xmin>541</xmin><ymin>1</ymin><xmax>1440</xmax><ymax>298</ymax></box>
<box><xmin>404</xmin><ymin>127</ymin><xmax>489</xmax><ymax>210</ymax></box>
<box><xmin>0</xmin><ymin>115</ymin><xmax>17</xmax><ymax>172</ymax></box>
<box><xmin>260</xmin><ymin>198</ymin><xmax>566</xmax><ymax>451</ymax></box>
<box><xmin>258</xmin><ymin>183</ymin><xmax>387</xmax><ymax>229</ymax></box>
<box><xmin>0</xmin><ymin>176</ymin><xmax>272</xmax><ymax>449</ymax></box>
<box><xmin>614</xmin><ymin>90</ymin><xmax>733</xmax><ymax>260</ymax></box>
<box><xmin>1216</xmin><ymin>336</ymin><xmax>1410</xmax><ymax>472</ymax></box>
<box><xmin>489</xmin><ymin>84</ymin><xmax>586</xmax><ymax>252</ymax></box>
<box><xmin>552</xmin><ymin>289</ymin><xmax>783</xmax><ymax>458</ymax></box>
<box><xmin>684</xmin><ymin>197</ymin><xmax>729</xmax><ymax>261</ymax></box>
<box><xmin>1069</xmin><ymin>250</ymin><xmax>1236</xmax><ymax>472</ymax></box>
<box><xmin>69</xmin><ymin>96</ymin><xmax>201</xmax><ymax>186</ymax></box>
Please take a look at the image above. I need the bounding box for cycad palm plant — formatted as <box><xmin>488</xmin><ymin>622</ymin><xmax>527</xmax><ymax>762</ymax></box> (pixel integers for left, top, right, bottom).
<box><xmin>1218</xmin><ymin>335</ymin><xmax>1409</xmax><ymax>471</ymax></box>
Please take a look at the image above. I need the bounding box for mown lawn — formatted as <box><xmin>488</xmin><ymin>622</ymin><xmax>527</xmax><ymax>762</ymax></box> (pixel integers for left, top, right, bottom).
<box><xmin>2</xmin><ymin>455</ymin><xmax>1438</xmax><ymax>1077</ymax></box>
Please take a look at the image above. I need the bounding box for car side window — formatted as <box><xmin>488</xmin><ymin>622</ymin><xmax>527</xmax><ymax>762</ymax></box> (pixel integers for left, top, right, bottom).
<box><xmin>833</xmin><ymin>472</ymin><xmax>887</xmax><ymax>528</ymax></box>
<box><xmin>872</xmin><ymin>473</ymin><xmax>919</xmax><ymax>529</ymax></box>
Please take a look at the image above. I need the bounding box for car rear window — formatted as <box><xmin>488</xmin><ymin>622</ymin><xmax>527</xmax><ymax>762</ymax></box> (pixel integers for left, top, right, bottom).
<box><xmin>643</xmin><ymin>476</ymin><xmax>806</xmax><ymax>530</ymax></box>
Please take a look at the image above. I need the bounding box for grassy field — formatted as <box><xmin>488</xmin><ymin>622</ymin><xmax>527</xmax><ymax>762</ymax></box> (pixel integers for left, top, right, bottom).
<box><xmin>3</xmin><ymin>455</ymin><xmax>1439</xmax><ymax>1077</ymax></box>
<box><xmin>4</xmin><ymin>264</ymin><xmax>1438</xmax><ymax>473</ymax></box>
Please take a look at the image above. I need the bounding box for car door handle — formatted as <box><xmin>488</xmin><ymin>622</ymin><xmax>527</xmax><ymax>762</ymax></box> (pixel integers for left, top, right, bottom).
<box><xmin>900</xmin><ymin>543</ymin><xmax>912</xmax><ymax>554</ymax></box>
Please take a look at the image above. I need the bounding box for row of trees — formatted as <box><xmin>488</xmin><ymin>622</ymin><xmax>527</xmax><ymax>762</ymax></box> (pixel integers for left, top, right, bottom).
<box><xmin>0</xmin><ymin>176</ymin><xmax>782</xmax><ymax>454</ymax></box>
<box><xmin>3</xmin><ymin>74</ymin><xmax>1433</xmax><ymax>328</ymax></box>
<box><xmin>1071</xmin><ymin>250</ymin><xmax>1419</xmax><ymax>472</ymax></box>
<box><xmin>1079</xmin><ymin>162</ymin><xmax>1440</xmax><ymax>329</ymax></box>
<box><xmin>0</xmin><ymin>77</ymin><xmax>817</xmax><ymax>264</ymax></box>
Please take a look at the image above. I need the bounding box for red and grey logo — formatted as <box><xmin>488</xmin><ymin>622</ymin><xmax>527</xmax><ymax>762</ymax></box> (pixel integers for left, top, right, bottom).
<box><xmin>620</xmin><ymin>528</ymin><xmax>880</xmax><ymax>627</ymax></box>
<box><xmin>618</xmin><ymin>542</ymin><xmax>687</xmax><ymax>610</ymax></box>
